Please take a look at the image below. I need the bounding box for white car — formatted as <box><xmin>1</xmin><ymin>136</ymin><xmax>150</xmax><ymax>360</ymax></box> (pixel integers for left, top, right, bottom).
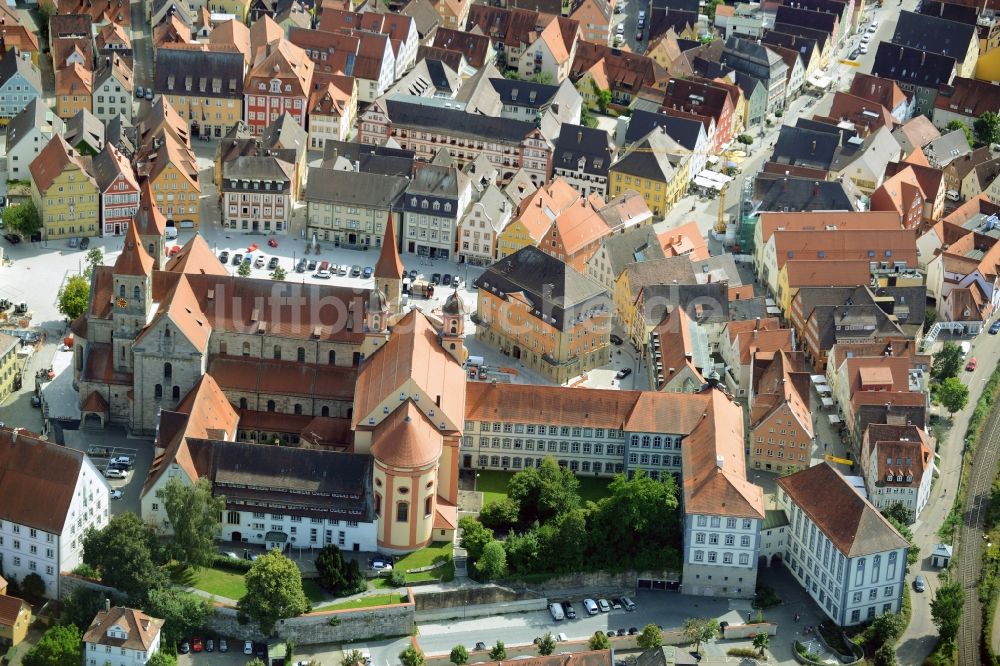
<box><xmin>861</xmin><ymin>33</ymin><xmax>871</xmax><ymax>43</ymax></box>
<box><xmin>110</xmin><ymin>456</ymin><xmax>131</xmax><ymax>466</ymax></box>
<box><xmin>868</xmin><ymin>22</ymin><xmax>878</xmax><ymax>31</ymax></box>
<box><xmin>859</xmin><ymin>44</ymin><xmax>868</xmax><ymax>54</ymax></box>
<box><xmin>110</xmin><ymin>489</ymin><xmax>123</xmax><ymax>500</ymax></box>
<box><xmin>244</xmin><ymin>641</ymin><xmax>253</xmax><ymax>655</ymax></box>
<box><xmin>616</xmin><ymin>23</ymin><xmax>625</xmax><ymax>34</ymax></box>
<box><xmin>105</xmin><ymin>469</ymin><xmax>127</xmax><ymax>479</ymax></box>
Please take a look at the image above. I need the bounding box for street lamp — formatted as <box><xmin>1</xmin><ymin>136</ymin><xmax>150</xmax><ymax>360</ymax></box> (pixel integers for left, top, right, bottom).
<box><xmin>474</xmin><ymin>472</ymin><xmax>480</xmax><ymax>493</ymax></box>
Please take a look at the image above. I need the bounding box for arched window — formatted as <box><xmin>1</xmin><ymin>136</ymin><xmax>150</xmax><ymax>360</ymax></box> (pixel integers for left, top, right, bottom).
<box><xmin>163</xmin><ymin>362</ymin><xmax>172</xmax><ymax>379</ymax></box>
<box><xmin>242</xmin><ymin>342</ymin><xmax>251</xmax><ymax>356</ymax></box>
<box><xmin>133</xmin><ymin>285</ymin><xmax>140</xmax><ymax>301</ymax></box>
<box><xmin>450</xmin><ymin>323</ymin><xmax>457</xmax><ymax>334</ymax></box>
<box><xmin>273</xmin><ymin>345</ymin><xmax>282</xmax><ymax>360</ymax></box>
<box><xmin>321</xmin><ymin>406</ymin><xmax>330</xmax><ymax>417</ymax></box>
<box><xmin>148</xmin><ymin>243</ymin><xmax>155</xmax><ymax>255</ymax></box>
<box><xmin>396</xmin><ymin>501</ymin><xmax>409</xmax><ymax>523</ymax></box>
<box><xmin>372</xmin><ymin>315</ymin><xmax>380</xmax><ymax>330</ymax></box>
<box><xmin>154</xmin><ymin>384</ymin><xmax>162</xmax><ymax>399</ymax></box>
<box><xmin>164</xmin><ymin>327</ymin><xmax>170</xmax><ymax>338</ymax></box>
<box><xmin>374</xmin><ymin>493</ymin><xmax>382</xmax><ymax>516</ymax></box>
<box><xmin>172</xmin><ymin>386</ymin><xmax>180</xmax><ymax>400</ymax></box>
<box><xmin>239</xmin><ymin>397</ymin><xmax>248</xmax><ymax>410</ymax></box>
<box><xmin>424</xmin><ymin>496</ymin><xmax>432</xmax><ymax>517</ymax></box>
<box><xmin>449</xmin><ymin>342</ymin><xmax>456</xmax><ymax>350</ymax></box>
<box><xmin>294</xmin><ymin>403</ymin><xmax>302</xmax><ymax>415</ymax></box>
<box><xmin>118</xmin><ymin>284</ymin><xmax>125</xmax><ymax>298</ymax></box>
<box><xmin>267</xmin><ymin>400</ymin><xmax>276</xmax><ymax>412</ymax></box>
<box><xmin>297</xmin><ymin>347</ymin><xmax>305</xmax><ymax>362</ymax></box>
<box><xmin>328</xmin><ymin>350</ymin><xmax>336</xmax><ymax>364</ymax></box>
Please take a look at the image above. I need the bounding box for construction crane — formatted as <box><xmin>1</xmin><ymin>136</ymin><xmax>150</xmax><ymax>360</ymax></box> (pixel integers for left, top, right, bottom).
<box><xmin>715</xmin><ymin>181</ymin><xmax>730</xmax><ymax>234</ymax></box>
<box><xmin>824</xmin><ymin>453</ymin><xmax>854</xmax><ymax>466</ymax></box>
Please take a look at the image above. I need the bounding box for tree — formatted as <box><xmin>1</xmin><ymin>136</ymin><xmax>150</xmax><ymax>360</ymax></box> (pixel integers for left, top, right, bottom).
<box><xmin>537</xmin><ymin>508</ymin><xmax>588</xmax><ymax>573</ymax></box>
<box><xmin>881</xmin><ymin>503</ymin><xmax>913</xmax><ymax>526</ymax></box>
<box><xmin>144</xmin><ymin>588</ymin><xmax>212</xmax><ymax>648</ymax></box>
<box><xmin>271</xmin><ymin>266</ymin><xmax>287</xmax><ymax>281</ymax></box>
<box><xmin>590</xmin><ymin>470</ymin><xmax>680</xmax><ymax>569</ymax></box>
<box><xmin>237</xmin><ymin>550</ymin><xmax>310</xmax><ymax>634</ymax></box>
<box><xmin>83</xmin><ymin>512</ymin><xmax>165</xmax><ymax>603</ymax></box>
<box><xmin>342</xmin><ymin>650</ymin><xmax>366</xmax><ymax>666</ymax></box>
<box><xmin>503</xmin><ymin>530</ymin><xmax>540</xmax><ymax>574</ymax></box>
<box><xmin>974</xmin><ymin>110</ymin><xmax>1000</xmax><ymax>147</ymax></box>
<box><xmin>488</xmin><ymin>641</ymin><xmax>507</xmax><ymax>661</ymax></box>
<box><xmin>475</xmin><ymin>540</ymin><xmax>508</xmax><ymax>580</ymax></box>
<box><xmin>873</xmin><ymin>642</ymin><xmax>899</xmax><ymax>666</ymax></box>
<box><xmin>2</xmin><ymin>201</ymin><xmax>41</xmax><ymax>238</ymax></box>
<box><xmin>936</xmin><ymin>377</ymin><xmax>969</xmax><ymax>414</ymax></box>
<box><xmin>681</xmin><ymin>618</ymin><xmax>716</xmax><ymax>652</ymax></box>
<box><xmin>458</xmin><ymin>516</ymin><xmax>494</xmax><ymax>562</ymax></box>
<box><xmin>315</xmin><ymin>545</ymin><xmax>366</xmax><ymax>596</ymax></box>
<box><xmin>21</xmin><ymin>572</ymin><xmax>45</xmax><ymax>601</ymax></box>
<box><xmin>638</xmin><ymin>623</ymin><xmax>664</xmax><ymax>649</ymax></box>
<box><xmin>157</xmin><ymin>477</ymin><xmax>225</xmax><ymax>568</ymax></box>
<box><xmin>530</xmin><ymin>72</ymin><xmax>554</xmax><ymax>84</ymax></box>
<box><xmin>869</xmin><ymin>612</ymin><xmax>905</xmax><ymax>647</ymax></box>
<box><xmin>238</xmin><ymin>260</ymin><xmax>252</xmax><ymax>277</ymax></box>
<box><xmin>449</xmin><ymin>645</ymin><xmax>469</xmax><ymax>666</ymax></box>
<box><xmin>946</xmin><ymin>120</ymin><xmax>974</xmax><ymax>147</ymax></box>
<box><xmin>884</xmin><ymin>515</ymin><xmax>920</xmax><ymax>567</ymax></box>
<box><xmin>247</xmin><ymin>660</ymin><xmax>267</xmax><ymax>666</ymax></box>
<box><xmin>588</xmin><ymin>631</ymin><xmax>610</xmax><ymax>650</ymax></box>
<box><xmin>537</xmin><ymin>633</ymin><xmax>557</xmax><ymax>656</ymax></box>
<box><xmin>84</xmin><ymin>248</ymin><xmax>105</xmax><ymax>276</ymax></box>
<box><xmin>752</xmin><ymin>632</ymin><xmax>769</xmax><ymax>657</ymax></box>
<box><xmin>931</xmin><ymin>581</ymin><xmax>964</xmax><ymax>645</ymax></box>
<box><xmin>399</xmin><ymin>645</ymin><xmax>425</xmax><ymax>666</ymax></box>
<box><xmin>508</xmin><ymin>456</ymin><xmax>580</xmax><ymax>525</ymax></box>
<box><xmin>580</xmin><ymin>106</ymin><xmax>598</xmax><ymax>129</ymax></box>
<box><xmin>58</xmin><ymin>275</ymin><xmax>90</xmax><ymax>320</ymax></box>
<box><xmin>22</xmin><ymin>625</ymin><xmax>83</xmax><ymax>666</ymax></box>
<box><xmin>147</xmin><ymin>652</ymin><xmax>178</xmax><ymax>666</ymax></box>
<box><xmin>60</xmin><ymin>586</ymin><xmax>114</xmax><ymax>631</ymax></box>
<box><xmin>737</xmin><ymin>134</ymin><xmax>753</xmax><ymax>146</ymax></box>
<box><xmin>478</xmin><ymin>497</ymin><xmax>520</xmax><ymax>531</ymax></box>
<box><xmin>932</xmin><ymin>343</ymin><xmax>964</xmax><ymax>382</ymax></box>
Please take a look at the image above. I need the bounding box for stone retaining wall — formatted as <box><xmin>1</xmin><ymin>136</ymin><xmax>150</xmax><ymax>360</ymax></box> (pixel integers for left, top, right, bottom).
<box><xmin>415</xmin><ymin>598</ymin><xmax>547</xmax><ymax>622</ymax></box>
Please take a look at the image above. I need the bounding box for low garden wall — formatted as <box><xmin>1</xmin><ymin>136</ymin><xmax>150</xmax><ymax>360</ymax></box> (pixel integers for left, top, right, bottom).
<box><xmin>58</xmin><ymin>572</ymin><xmax>120</xmax><ymax>602</ymax></box>
<box><xmin>413</xmin><ymin>584</ymin><xmax>536</xmax><ymax>611</ymax></box>
<box><xmin>722</xmin><ymin>622</ymin><xmax>778</xmax><ymax>639</ymax></box>
<box><xmin>506</xmin><ymin>570</ymin><xmax>680</xmax><ymax>599</ymax></box>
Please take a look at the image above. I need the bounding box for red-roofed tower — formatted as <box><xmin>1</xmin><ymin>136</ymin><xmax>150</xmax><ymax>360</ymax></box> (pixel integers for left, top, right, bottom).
<box><xmin>374</xmin><ymin>214</ymin><xmax>404</xmax><ymax>315</ymax></box>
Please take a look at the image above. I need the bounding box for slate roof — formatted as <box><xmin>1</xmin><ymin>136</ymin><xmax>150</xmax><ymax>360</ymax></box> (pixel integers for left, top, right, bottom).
<box><xmin>892</xmin><ymin>10</ymin><xmax>977</xmax><ymax>62</ymax></box>
<box><xmin>625</xmin><ymin>109</ymin><xmax>704</xmax><ymax>149</ymax></box>
<box><xmin>871</xmin><ymin>42</ymin><xmax>956</xmax><ymax>89</ymax></box>
<box><xmin>553</xmin><ymin>123</ymin><xmax>612</xmax><ymax>178</ymax></box>
<box><xmin>383</xmin><ymin>94</ymin><xmax>538</xmax><ymax>142</ymax></box>
<box><xmin>154</xmin><ymin>45</ymin><xmax>245</xmax><ymax>98</ymax></box>
<box><xmin>6</xmin><ymin>98</ymin><xmax>57</xmax><ymax>153</ymax></box>
<box><xmin>489</xmin><ymin>77</ymin><xmax>560</xmax><ymax>109</ymax></box>
<box><xmin>306</xmin><ymin>167</ymin><xmax>409</xmax><ymax>207</ymax></box>
<box><xmin>474</xmin><ymin>245</ymin><xmax>611</xmax><ymax>332</ymax></box>
<box><xmin>778</xmin><ymin>462</ymin><xmax>910</xmax><ymax>557</ymax></box>
<box><xmin>0</xmin><ymin>47</ymin><xmax>41</xmax><ymax>93</ymax></box>
<box><xmin>751</xmin><ymin>175</ymin><xmax>856</xmax><ymax>213</ymax></box>
<box><xmin>321</xmin><ymin>139</ymin><xmax>415</xmax><ymax>177</ymax></box>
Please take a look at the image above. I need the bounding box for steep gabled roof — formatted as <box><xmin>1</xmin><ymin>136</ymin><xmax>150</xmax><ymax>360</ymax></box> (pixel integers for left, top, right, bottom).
<box><xmin>374</xmin><ymin>215</ymin><xmax>404</xmax><ymax>280</ymax></box>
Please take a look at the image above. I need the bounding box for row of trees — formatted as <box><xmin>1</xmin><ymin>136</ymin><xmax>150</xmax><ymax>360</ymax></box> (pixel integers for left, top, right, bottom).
<box><xmin>463</xmin><ymin>460</ymin><xmax>682</xmax><ymax>579</ymax></box>
<box><xmin>946</xmin><ymin>111</ymin><xmax>1000</xmax><ymax>150</ymax></box>
<box><xmin>929</xmin><ymin>342</ymin><xmax>970</xmax><ymax>414</ymax></box>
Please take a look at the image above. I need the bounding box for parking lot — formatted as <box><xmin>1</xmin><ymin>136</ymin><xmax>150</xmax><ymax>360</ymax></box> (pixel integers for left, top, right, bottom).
<box><xmin>176</xmin><ymin>642</ymin><xmax>335</xmax><ymax>665</ymax></box>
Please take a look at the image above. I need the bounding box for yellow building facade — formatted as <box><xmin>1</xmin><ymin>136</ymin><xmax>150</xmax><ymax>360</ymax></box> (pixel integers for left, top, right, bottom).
<box><xmin>608</xmin><ymin>153</ymin><xmax>689</xmax><ymax>218</ymax></box>
<box><xmin>495</xmin><ymin>218</ymin><xmax>539</xmax><ymax>259</ymax></box>
<box><xmin>0</xmin><ymin>594</ymin><xmax>32</xmax><ymax>648</ymax></box>
<box><xmin>30</xmin><ymin>135</ymin><xmax>101</xmax><ymax>240</ymax></box>
<box><xmin>0</xmin><ymin>334</ymin><xmax>19</xmax><ymax>404</ymax></box>
<box><xmin>149</xmin><ymin>159</ymin><xmax>201</xmax><ymax>228</ymax></box>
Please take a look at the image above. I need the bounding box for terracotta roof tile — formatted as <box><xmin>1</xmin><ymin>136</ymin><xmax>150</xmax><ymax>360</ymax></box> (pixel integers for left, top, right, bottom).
<box><xmin>371</xmin><ymin>400</ymin><xmax>442</xmax><ymax>468</ymax></box>
<box><xmin>113</xmin><ymin>221</ymin><xmax>154</xmax><ymax>277</ymax></box>
<box><xmin>208</xmin><ymin>355</ymin><xmax>357</xmax><ymax>400</ymax></box>
<box><xmin>374</xmin><ymin>214</ymin><xmax>404</xmax><ymax>280</ymax></box>
<box><xmin>83</xmin><ymin>607</ymin><xmax>163</xmax><ymax>652</ymax></box>
<box><xmin>0</xmin><ymin>595</ymin><xmax>28</xmax><ymax>626</ymax></box>
<box><xmin>163</xmin><ymin>235</ymin><xmax>229</xmax><ymax>276</ymax></box>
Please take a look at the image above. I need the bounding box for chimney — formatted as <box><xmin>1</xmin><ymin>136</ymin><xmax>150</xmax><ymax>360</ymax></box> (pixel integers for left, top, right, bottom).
<box><xmin>716</xmin><ymin>454</ymin><xmax>725</xmax><ymax>469</ymax></box>
<box><xmin>810</xmin><ymin>140</ymin><xmax>817</xmax><ymax>153</ymax></box>
<box><xmin>754</xmin><ymin>316</ymin><xmax>761</xmax><ymax>330</ymax></box>
<box><xmin>921</xmin><ymin>51</ymin><xmax>926</xmax><ymax>66</ymax></box>
<box><xmin>577</xmin><ymin>130</ymin><xmax>582</xmax><ymax>144</ymax></box>
<box><xmin>104</xmin><ymin>598</ymin><xmax>111</xmax><ymax>612</ymax></box>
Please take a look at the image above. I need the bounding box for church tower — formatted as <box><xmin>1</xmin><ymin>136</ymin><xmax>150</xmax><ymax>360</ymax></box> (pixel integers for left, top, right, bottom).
<box><xmin>111</xmin><ymin>222</ymin><xmax>154</xmax><ymax>373</ymax></box>
<box><xmin>373</xmin><ymin>214</ymin><xmax>404</xmax><ymax>316</ymax></box>
<box><xmin>361</xmin><ymin>286</ymin><xmax>390</xmax><ymax>358</ymax></box>
<box><xmin>135</xmin><ymin>182</ymin><xmax>166</xmax><ymax>271</ymax></box>
<box><xmin>440</xmin><ymin>290</ymin><xmax>468</xmax><ymax>364</ymax></box>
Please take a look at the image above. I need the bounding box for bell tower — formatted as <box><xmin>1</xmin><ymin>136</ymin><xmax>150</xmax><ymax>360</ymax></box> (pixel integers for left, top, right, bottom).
<box><xmin>440</xmin><ymin>290</ymin><xmax>468</xmax><ymax>364</ymax></box>
<box><xmin>361</xmin><ymin>286</ymin><xmax>390</xmax><ymax>358</ymax></box>
<box><xmin>373</xmin><ymin>214</ymin><xmax>404</xmax><ymax>316</ymax></box>
<box><xmin>111</xmin><ymin>223</ymin><xmax>154</xmax><ymax>373</ymax></box>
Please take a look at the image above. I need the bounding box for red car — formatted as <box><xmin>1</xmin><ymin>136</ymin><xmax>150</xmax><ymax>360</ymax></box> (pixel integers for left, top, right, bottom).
<box><xmin>966</xmin><ymin>358</ymin><xmax>977</xmax><ymax>371</ymax></box>
<box><xmin>192</xmin><ymin>638</ymin><xmax>204</xmax><ymax>653</ymax></box>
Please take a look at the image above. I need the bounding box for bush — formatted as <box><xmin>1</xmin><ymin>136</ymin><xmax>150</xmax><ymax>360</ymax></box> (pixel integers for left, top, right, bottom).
<box><xmin>727</xmin><ymin>647</ymin><xmax>761</xmax><ymax>658</ymax></box>
<box><xmin>752</xmin><ymin>586</ymin><xmax>781</xmax><ymax>608</ymax></box>
<box><xmin>389</xmin><ymin>570</ymin><xmax>407</xmax><ymax>587</ymax></box>
<box><xmin>211</xmin><ymin>555</ymin><xmax>252</xmax><ymax>573</ymax></box>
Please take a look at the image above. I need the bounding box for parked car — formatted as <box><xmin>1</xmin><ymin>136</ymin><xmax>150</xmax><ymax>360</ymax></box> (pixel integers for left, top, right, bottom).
<box><xmin>452</xmin><ymin>275</ymin><xmax>461</xmax><ymax>287</ymax></box>
<box><xmin>219</xmin><ymin>251</ymin><xmax>230</xmax><ymax>263</ymax></box>
<box><xmin>313</xmin><ymin>270</ymin><xmax>331</xmax><ymax>279</ymax></box>
<box><xmin>110</xmin><ymin>456</ymin><xmax>131</xmax><ymax>466</ymax></box>
<box><xmin>475</xmin><ymin>642</ymin><xmax>487</xmax><ymax>651</ymax></box>
<box><xmin>611</xmin><ymin>599</ymin><xmax>622</xmax><ymax>610</ymax></box>
<box><xmin>232</xmin><ymin>253</ymin><xmax>243</xmax><ymax>265</ymax></box>
<box><xmin>268</xmin><ymin>257</ymin><xmax>279</xmax><ymax>270</ymax></box>
<box><xmin>606</xmin><ymin>630</ymin><xmax>616</xmax><ymax>637</ymax></box>
<box><xmin>371</xmin><ymin>558</ymin><xmax>393</xmax><ymax>571</ymax></box>
<box><xmin>967</xmin><ymin>357</ymin><xmax>978</xmax><ymax>371</ymax></box>
<box><xmin>442</xmin><ymin>273</ymin><xmax>452</xmax><ymax>286</ymax></box>
<box><xmin>144</xmin><ymin>87</ymin><xmax>153</xmax><ymax>100</ymax></box>
<box><xmin>583</xmin><ymin>598</ymin><xmax>599</xmax><ymax>615</ymax></box>
<box><xmin>914</xmin><ymin>575</ymin><xmax>926</xmax><ymax>592</ymax></box>
<box><xmin>68</xmin><ymin>237</ymin><xmax>78</xmax><ymax>248</ymax></box>
<box><xmin>30</xmin><ymin>395</ymin><xmax>41</xmax><ymax>408</ymax></box>
<box><xmin>110</xmin><ymin>489</ymin><xmax>123</xmax><ymax>500</ymax></box>
<box><xmin>307</xmin><ymin>260</ymin><xmax>317</xmax><ymax>271</ymax></box>
<box><xmin>849</xmin><ymin>48</ymin><xmax>860</xmax><ymax>59</ymax></box>
<box><xmin>351</xmin><ymin>264</ymin><xmax>362</xmax><ymax>277</ymax></box>
<box><xmin>621</xmin><ymin>597</ymin><xmax>636</xmax><ymax>611</ymax></box>
<box><xmin>244</xmin><ymin>641</ymin><xmax>254</xmax><ymax>655</ymax></box>
<box><xmin>105</xmin><ymin>468</ymin><xmax>127</xmax><ymax>479</ymax></box>
<box><xmin>192</xmin><ymin>638</ymin><xmax>203</xmax><ymax>653</ymax></box>
<box><xmin>409</xmin><ymin>269</ymin><xmax>419</xmax><ymax>280</ymax></box>
<box><xmin>859</xmin><ymin>44</ymin><xmax>868</xmax><ymax>54</ymax></box>
<box><xmin>616</xmin><ymin>368</ymin><xmax>632</xmax><ymax>379</ymax></box>
<box><xmin>3</xmin><ymin>234</ymin><xmax>20</xmax><ymax>244</ymax></box>
<box><xmin>254</xmin><ymin>256</ymin><xmax>265</xmax><ymax>268</ymax></box>
<box><xmin>990</xmin><ymin>320</ymin><xmax>1000</xmax><ymax>335</ymax></box>
<box><xmin>219</xmin><ymin>639</ymin><xmax>228</xmax><ymax>653</ymax></box>
<box><xmin>561</xmin><ymin>601</ymin><xmax>576</xmax><ymax>619</ymax></box>
<box><xmin>296</xmin><ymin>259</ymin><xmax>307</xmax><ymax>273</ymax></box>
<box><xmin>610</xmin><ymin>334</ymin><xmax>623</xmax><ymax>345</ymax></box>
<box><xmin>206</xmin><ymin>639</ymin><xmax>214</xmax><ymax>652</ymax></box>
<box><xmin>338</xmin><ymin>264</ymin><xmax>348</xmax><ymax>276</ymax></box>
<box><xmin>320</xmin><ymin>260</ymin><xmax>330</xmax><ymax>271</ymax></box>
<box><xmin>616</xmin><ymin>22</ymin><xmax>625</xmax><ymax>34</ymax></box>
<box><xmin>179</xmin><ymin>642</ymin><xmax>191</xmax><ymax>654</ymax></box>
<box><xmin>363</xmin><ymin>266</ymin><xmax>374</xmax><ymax>278</ymax></box>
<box><xmin>636</xmin><ymin>30</ymin><xmax>643</xmax><ymax>40</ymax></box>
<box><xmin>136</xmin><ymin>87</ymin><xmax>144</xmax><ymax>99</ymax></box>
<box><xmin>628</xmin><ymin>627</ymin><xmax>638</xmax><ymax>635</ymax></box>
<box><xmin>431</xmin><ymin>273</ymin><xmax>441</xmax><ymax>285</ymax></box>
<box><xmin>598</xmin><ymin>598</ymin><xmax>611</xmax><ymax>612</ymax></box>
<box><xmin>861</xmin><ymin>33</ymin><xmax>871</xmax><ymax>42</ymax></box>
<box><xmin>549</xmin><ymin>602</ymin><xmax>565</xmax><ymax>621</ymax></box>
<box><xmin>80</xmin><ymin>237</ymin><xmax>90</xmax><ymax>250</ymax></box>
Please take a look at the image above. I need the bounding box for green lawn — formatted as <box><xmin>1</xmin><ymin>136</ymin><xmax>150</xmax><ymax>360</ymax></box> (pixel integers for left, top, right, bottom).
<box><xmin>394</xmin><ymin>541</ymin><xmax>453</xmax><ymax>570</ymax></box>
<box><xmin>475</xmin><ymin>470</ymin><xmax>613</xmax><ymax>506</ymax></box>
<box><xmin>313</xmin><ymin>593</ymin><xmax>408</xmax><ymax>612</ymax></box>
<box><xmin>170</xmin><ymin>564</ymin><xmax>247</xmax><ymax>600</ymax></box>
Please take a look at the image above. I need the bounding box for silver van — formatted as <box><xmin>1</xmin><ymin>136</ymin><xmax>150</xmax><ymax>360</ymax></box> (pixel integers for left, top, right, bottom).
<box><xmin>582</xmin><ymin>598</ymin><xmax>599</xmax><ymax>615</ymax></box>
<box><xmin>549</xmin><ymin>602</ymin><xmax>565</xmax><ymax>621</ymax></box>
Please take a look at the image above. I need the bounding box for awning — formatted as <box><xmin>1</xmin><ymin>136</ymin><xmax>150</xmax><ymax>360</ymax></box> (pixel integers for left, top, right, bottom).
<box><xmin>828</xmin><ymin>414</ymin><xmax>842</xmax><ymax>424</ymax></box>
<box><xmin>807</xmin><ymin>73</ymin><xmax>832</xmax><ymax>89</ymax></box>
<box><xmin>821</xmin><ymin>397</ymin><xmax>834</xmax><ymax>407</ymax></box>
<box><xmin>816</xmin><ymin>384</ymin><xmax>832</xmax><ymax>395</ymax></box>
<box><xmin>694</xmin><ymin>170</ymin><xmax>733</xmax><ymax>190</ymax></box>
<box><xmin>810</xmin><ymin>374</ymin><xmax>826</xmax><ymax>384</ymax></box>
<box><xmin>264</xmin><ymin>531</ymin><xmax>288</xmax><ymax>543</ymax></box>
